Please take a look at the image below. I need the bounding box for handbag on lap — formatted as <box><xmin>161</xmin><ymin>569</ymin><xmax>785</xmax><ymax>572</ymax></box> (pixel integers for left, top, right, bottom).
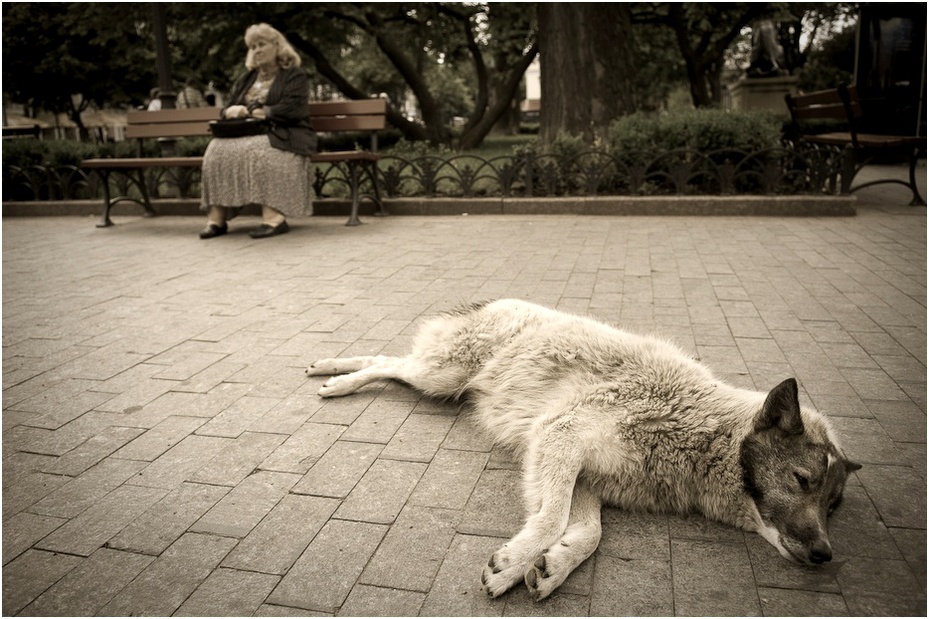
<box><xmin>208</xmin><ymin>118</ymin><xmax>269</xmax><ymax>138</ymax></box>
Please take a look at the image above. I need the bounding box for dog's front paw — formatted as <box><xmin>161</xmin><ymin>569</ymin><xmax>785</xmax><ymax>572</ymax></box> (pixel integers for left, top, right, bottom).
<box><xmin>524</xmin><ymin>554</ymin><xmax>556</xmax><ymax>601</ymax></box>
<box><xmin>480</xmin><ymin>546</ymin><xmax>527</xmax><ymax>598</ymax></box>
<box><xmin>305</xmin><ymin>358</ymin><xmax>342</xmax><ymax>376</ymax></box>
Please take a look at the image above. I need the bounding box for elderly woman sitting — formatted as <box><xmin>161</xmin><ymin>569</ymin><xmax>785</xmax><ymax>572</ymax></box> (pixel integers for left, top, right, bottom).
<box><xmin>199</xmin><ymin>23</ymin><xmax>316</xmax><ymax>239</ymax></box>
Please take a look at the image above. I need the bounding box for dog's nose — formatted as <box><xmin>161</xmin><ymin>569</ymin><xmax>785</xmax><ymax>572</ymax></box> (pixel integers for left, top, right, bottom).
<box><xmin>809</xmin><ymin>540</ymin><xmax>832</xmax><ymax>564</ymax></box>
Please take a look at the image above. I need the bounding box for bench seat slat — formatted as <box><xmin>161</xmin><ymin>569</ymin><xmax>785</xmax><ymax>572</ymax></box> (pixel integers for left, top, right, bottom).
<box><xmin>82</xmin><ymin>157</ymin><xmax>204</xmax><ymax>168</ymax></box>
<box><xmin>310</xmin><ymin>151</ymin><xmax>380</xmax><ymax>163</ymax></box>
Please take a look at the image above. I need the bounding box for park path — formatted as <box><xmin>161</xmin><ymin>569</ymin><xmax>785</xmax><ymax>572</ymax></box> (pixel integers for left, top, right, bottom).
<box><xmin>2</xmin><ymin>165</ymin><xmax>925</xmax><ymax>616</ymax></box>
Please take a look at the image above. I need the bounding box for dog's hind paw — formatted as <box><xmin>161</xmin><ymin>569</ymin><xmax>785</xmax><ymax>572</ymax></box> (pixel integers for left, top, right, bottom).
<box><xmin>306</xmin><ymin>358</ymin><xmax>341</xmax><ymax>376</ymax></box>
<box><xmin>317</xmin><ymin>376</ymin><xmax>358</xmax><ymax>398</ymax></box>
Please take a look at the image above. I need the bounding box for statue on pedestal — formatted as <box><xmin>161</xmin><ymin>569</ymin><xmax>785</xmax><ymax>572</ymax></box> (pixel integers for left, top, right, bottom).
<box><xmin>747</xmin><ymin>20</ymin><xmax>789</xmax><ymax>78</ymax></box>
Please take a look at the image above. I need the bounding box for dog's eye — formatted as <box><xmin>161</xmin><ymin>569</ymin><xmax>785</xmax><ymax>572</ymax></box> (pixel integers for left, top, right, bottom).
<box><xmin>794</xmin><ymin>472</ymin><xmax>810</xmax><ymax>490</ymax></box>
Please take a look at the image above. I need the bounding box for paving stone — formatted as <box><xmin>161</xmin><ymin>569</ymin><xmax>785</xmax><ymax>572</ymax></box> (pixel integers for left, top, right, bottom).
<box><xmin>1</xmin><ymin>511</ymin><xmax>66</xmax><ymax>565</ymax></box>
<box><xmin>223</xmin><ymin>494</ymin><xmax>339</xmax><ymax>574</ymax></box>
<box><xmin>837</xmin><ymin>556</ymin><xmax>927</xmax><ymax>616</ymax></box>
<box><xmin>334</xmin><ymin>459</ymin><xmax>427</xmax><ymax>524</ymax></box>
<box><xmin>268</xmin><ymin>519</ymin><xmax>388</xmax><ymax>612</ymax></box>
<box><xmin>889</xmin><ymin>527</ymin><xmax>927</xmax><ymax>588</ymax></box>
<box><xmin>18</xmin><ymin>410</ymin><xmax>125</xmax><ymax>457</ymax></box>
<box><xmin>291</xmin><ymin>440</ymin><xmax>383</xmax><ymax>498</ymax></box>
<box><xmin>459</xmin><ymin>468</ymin><xmax>524</xmax><ymax>538</ymax></box>
<box><xmin>249</xmin><ymin>393</ymin><xmax>325</xmax><ymax>434</ymax></box>
<box><xmin>671</xmin><ymin>539</ymin><xmax>761</xmax><ymax>616</ymax></box>
<box><xmin>590</xmin><ymin>555</ymin><xmax>672</xmax><ymax>616</ymax></box>
<box><xmin>128</xmin><ymin>434</ymin><xmax>231</xmax><ymax>489</ymax></box>
<box><xmin>35</xmin><ymin>484</ymin><xmax>167</xmax><ymax>556</ymax></box>
<box><xmin>20</xmin><ymin>547</ymin><xmax>154</xmax><ymax>616</ymax></box>
<box><xmin>107</xmin><ymin>482</ymin><xmax>230</xmax><ymax>555</ymax></box>
<box><xmin>337</xmin><ymin>584</ymin><xmax>426</xmax><ymax>617</ymax></box>
<box><xmin>1</xmin><ymin>549</ymin><xmax>82</xmax><ymax>616</ymax></box>
<box><xmin>260</xmin><ymin>422</ymin><xmax>345</xmax><ymax>474</ymax></box>
<box><xmin>855</xmin><ymin>463</ymin><xmax>927</xmax><ymax>529</ymax></box>
<box><xmin>408</xmin><ymin>448</ymin><xmax>489</xmax><ymax>512</ymax></box>
<box><xmin>1</xmin><ymin>468</ymin><xmax>71</xmax><ymax>520</ymax></box>
<box><xmin>442</xmin><ymin>413</ymin><xmax>496</xmax><ymax>452</ymax></box>
<box><xmin>254</xmin><ymin>603</ymin><xmax>332</xmax><ymax>617</ymax></box>
<box><xmin>341</xmin><ymin>398</ymin><xmax>415</xmax><ymax>444</ymax></box>
<box><xmin>189</xmin><ymin>431</ymin><xmax>287</xmax><ymax>486</ymax></box>
<box><xmin>360</xmin><ymin>505</ymin><xmax>459</xmax><ymax>591</ymax></box>
<box><xmin>175</xmin><ymin>567</ymin><xmax>281</xmax><ymax>616</ymax></box>
<box><xmin>99</xmin><ymin>533</ymin><xmax>238</xmax><ymax>617</ymax></box>
<box><xmin>195</xmin><ymin>395</ymin><xmax>280</xmax><ymax>438</ymax></box>
<box><xmin>114</xmin><ymin>415</ymin><xmax>206</xmax><ymax>461</ymax></box>
<box><xmin>40</xmin><ymin>425</ymin><xmax>145</xmax><ymax>476</ymax></box>
<box><xmin>380</xmin><ymin>413</ymin><xmax>455</xmax><ymax>462</ymax></box>
<box><xmin>419</xmin><ymin>533</ymin><xmax>505</xmax><ymax>617</ymax></box>
<box><xmin>28</xmin><ymin>456</ymin><xmax>147</xmax><ymax>518</ymax></box>
<box><xmin>190</xmin><ymin>470</ymin><xmax>300</xmax><ymax>538</ymax></box>
<box><xmin>757</xmin><ymin>587</ymin><xmax>849</xmax><ymax>616</ymax></box>
<box><xmin>598</xmin><ymin>508</ymin><xmax>670</xmax><ymax>560</ymax></box>
<box><xmin>827</xmin><ymin>485</ymin><xmax>901</xmax><ymax>560</ymax></box>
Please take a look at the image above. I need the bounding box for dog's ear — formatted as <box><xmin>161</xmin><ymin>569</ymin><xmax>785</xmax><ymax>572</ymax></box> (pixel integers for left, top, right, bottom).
<box><xmin>756</xmin><ymin>378</ymin><xmax>804</xmax><ymax>435</ymax></box>
<box><xmin>845</xmin><ymin>459</ymin><xmax>863</xmax><ymax>473</ymax></box>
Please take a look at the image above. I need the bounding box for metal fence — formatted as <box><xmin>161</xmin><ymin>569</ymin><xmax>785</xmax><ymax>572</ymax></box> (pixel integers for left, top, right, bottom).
<box><xmin>4</xmin><ymin>142</ymin><xmax>847</xmax><ymax>203</ymax></box>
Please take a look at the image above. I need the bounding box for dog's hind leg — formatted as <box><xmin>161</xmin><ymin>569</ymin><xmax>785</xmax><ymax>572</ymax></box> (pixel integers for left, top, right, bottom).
<box><xmin>306</xmin><ymin>355</ymin><xmax>389</xmax><ymax>377</ymax></box>
<box><xmin>481</xmin><ymin>412</ymin><xmax>585</xmax><ymax>598</ymax></box>
<box><xmin>524</xmin><ymin>482</ymin><xmax>601</xmax><ymax>601</ymax></box>
<box><xmin>313</xmin><ymin>356</ymin><xmax>413</xmax><ymax>397</ymax></box>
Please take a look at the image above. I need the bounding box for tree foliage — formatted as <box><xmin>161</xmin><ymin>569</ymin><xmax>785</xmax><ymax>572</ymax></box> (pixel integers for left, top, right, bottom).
<box><xmin>2</xmin><ymin>3</ymin><xmax>156</xmax><ymax>136</ymax></box>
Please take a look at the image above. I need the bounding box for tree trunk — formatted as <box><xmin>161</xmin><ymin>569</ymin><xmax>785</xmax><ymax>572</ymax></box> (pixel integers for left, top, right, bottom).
<box><xmin>538</xmin><ymin>3</ymin><xmax>636</xmax><ymax>145</ymax></box>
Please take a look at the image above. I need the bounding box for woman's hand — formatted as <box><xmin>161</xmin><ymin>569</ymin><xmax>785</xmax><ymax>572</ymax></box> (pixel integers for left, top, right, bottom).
<box><xmin>250</xmin><ymin>107</ymin><xmax>267</xmax><ymax>120</ymax></box>
<box><xmin>223</xmin><ymin>105</ymin><xmax>249</xmax><ymax>119</ymax></box>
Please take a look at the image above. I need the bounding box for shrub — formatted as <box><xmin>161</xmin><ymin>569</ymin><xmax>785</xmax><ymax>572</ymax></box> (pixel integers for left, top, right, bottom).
<box><xmin>607</xmin><ymin>108</ymin><xmax>783</xmax><ymax>163</ymax></box>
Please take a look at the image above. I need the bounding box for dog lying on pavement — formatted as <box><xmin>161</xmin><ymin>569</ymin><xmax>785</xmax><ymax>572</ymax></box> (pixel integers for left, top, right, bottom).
<box><xmin>307</xmin><ymin>299</ymin><xmax>860</xmax><ymax>600</ymax></box>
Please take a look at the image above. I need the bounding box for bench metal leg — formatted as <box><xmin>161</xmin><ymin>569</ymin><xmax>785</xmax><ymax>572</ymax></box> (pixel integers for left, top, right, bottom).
<box><xmin>346</xmin><ymin>161</ymin><xmax>363</xmax><ymax>226</ymax></box>
<box><xmin>365</xmin><ymin>161</ymin><xmax>388</xmax><ymax>217</ymax></box>
<box><xmin>135</xmin><ymin>169</ymin><xmax>157</xmax><ymax>218</ymax></box>
<box><xmin>95</xmin><ymin>168</ymin><xmax>158</xmax><ymax>227</ymax></box>
<box><xmin>96</xmin><ymin>170</ymin><xmax>114</xmax><ymax>228</ymax></box>
<box><xmin>907</xmin><ymin>149</ymin><xmax>925</xmax><ymax>206</ymax></box>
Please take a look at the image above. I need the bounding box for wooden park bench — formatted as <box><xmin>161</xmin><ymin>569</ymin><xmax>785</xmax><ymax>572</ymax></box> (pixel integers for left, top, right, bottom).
<box><xmin>81</xmin><ymin>98</ymin><xmax>388</xmax><ymax>227</ymax></box>
<box><xmin>2</xmin><ymin>124</ymin><xmax>41</xmax><ymax>139</ymax></box>
<box><xmin>785</xmin><ymin>84</ymin><xmax>925</xmax><ymax>205</ymax></box>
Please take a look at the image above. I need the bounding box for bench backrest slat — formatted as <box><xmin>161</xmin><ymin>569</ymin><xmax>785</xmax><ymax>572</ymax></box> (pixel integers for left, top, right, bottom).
<box><xmin>125</xmin><ymin>98</ymin><xmax>388</xmax><ymax>142</ymax></box>
<box><xmin>785</xmin><ymin>84</ymin><xmax>864</xmax><ymax>122</ymax></box>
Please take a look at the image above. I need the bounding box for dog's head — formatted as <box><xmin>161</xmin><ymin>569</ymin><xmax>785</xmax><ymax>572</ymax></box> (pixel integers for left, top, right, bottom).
<box><xmin>740</xmin><ymin>378</ymin><xmax>860</xmax><ymax>564</ymax></box>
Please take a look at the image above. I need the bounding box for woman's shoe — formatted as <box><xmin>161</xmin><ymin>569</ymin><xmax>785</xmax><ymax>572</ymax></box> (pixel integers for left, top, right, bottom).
<box><xmin>249</xmin><ymin>221</ymin><xmax>289</xmax><ymax>239</ymax></box>
<box><xmin>199</xmin><ymin>223</ymin><xmax>227</xmax><ymax>239</ymax></box>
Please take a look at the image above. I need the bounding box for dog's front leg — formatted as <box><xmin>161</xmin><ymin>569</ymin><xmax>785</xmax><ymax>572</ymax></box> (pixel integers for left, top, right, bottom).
<box><xmin>481</xmin><ymin>414</ymin><xmax>584</xmax><ymax>598</ymax></box>
<box><xmin>525</xmin><ymin>481</ymin><xmax>601</xmax><ymax>601</ymax></box>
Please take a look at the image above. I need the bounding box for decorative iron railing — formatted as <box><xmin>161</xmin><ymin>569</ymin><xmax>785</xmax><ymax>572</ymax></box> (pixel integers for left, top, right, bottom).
<box><xmin>3</xmin><ymin>142</ymin><xmax>847</xmax><ymax>204</ymax></box>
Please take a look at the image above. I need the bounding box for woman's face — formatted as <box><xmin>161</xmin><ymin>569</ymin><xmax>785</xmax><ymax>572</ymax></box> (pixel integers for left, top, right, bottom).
<box><xmin>249</xmin><ymin>37</ymin><xmax>277</xmax><ymax>67</ymax></box>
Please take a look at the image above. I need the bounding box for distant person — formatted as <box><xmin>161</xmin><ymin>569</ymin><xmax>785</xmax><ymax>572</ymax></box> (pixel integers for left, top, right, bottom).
<box><xmin>177</xmin><ymin>79</ymin><xmax>207</xmax><ymax>108</ymax></box>
<box><xmin>198</xmin><ymin>23</ymin><xmax>316</xmax><ymax>239</ymax></box>
<box><xmin>146</xmin><ymin>87</ymin><xmax>161</xmax><ymax>111</ymax></box>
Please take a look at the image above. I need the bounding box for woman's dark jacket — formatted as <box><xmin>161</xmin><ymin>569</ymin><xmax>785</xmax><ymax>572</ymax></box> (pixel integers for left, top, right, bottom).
<box><xmin>224</xmin><ymin>66</ymin><xmax>317</xmax><ymax>156</ymax></box>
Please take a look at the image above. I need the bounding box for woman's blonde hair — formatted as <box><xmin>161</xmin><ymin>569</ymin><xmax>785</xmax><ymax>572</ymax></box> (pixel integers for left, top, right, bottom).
<box><xmin>244</xmin><ymin>23</ymin><xmax>301</xmax><ymax>70</ymax></box>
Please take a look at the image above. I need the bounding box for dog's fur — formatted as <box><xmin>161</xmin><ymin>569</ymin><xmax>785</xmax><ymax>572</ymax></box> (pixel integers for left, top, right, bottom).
<box><xmin>306</xmin><ymin>299</ymin><xmax>860</xmax><ymax>600</ymax></box>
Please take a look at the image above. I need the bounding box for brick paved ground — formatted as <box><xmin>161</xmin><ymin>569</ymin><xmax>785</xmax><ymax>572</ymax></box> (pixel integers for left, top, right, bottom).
<box><xmin>3</xmin><ymin>165</ymin><xmax>925</xmax><ymax>616</ymax></box>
